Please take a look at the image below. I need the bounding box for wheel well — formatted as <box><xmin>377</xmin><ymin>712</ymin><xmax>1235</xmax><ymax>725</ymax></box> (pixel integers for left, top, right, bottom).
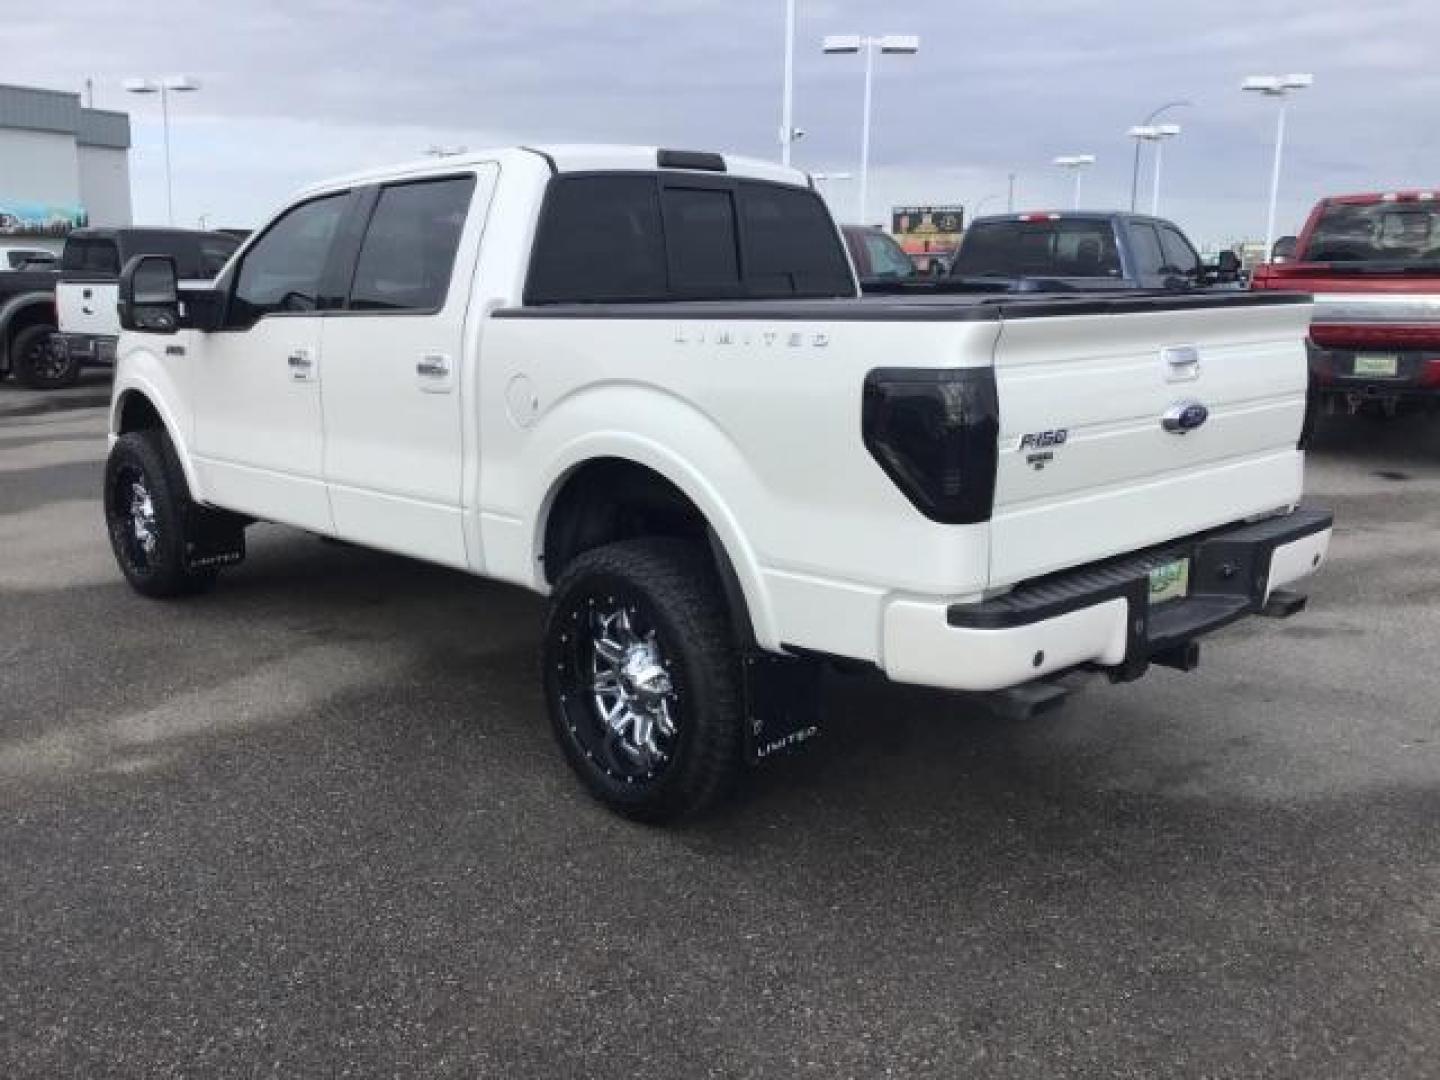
<box><xmin>117</xmin><ymin>391</ymin><xmax>164</xmax><ymax>435</ymax></box>
<box><xmin>543</xmin><ymin>458</ymin><xmax>754</xmax><ymax>644</ymax></box>
<box><xmin>4</xmin><ymin>300</ymin><xmax>57</xmax><ymax>357</ymax></box>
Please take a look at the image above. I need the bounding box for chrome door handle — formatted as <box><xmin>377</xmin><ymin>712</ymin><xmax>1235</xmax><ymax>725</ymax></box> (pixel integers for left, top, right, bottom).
<box><xmin>288</xmin><ymin>351</ymin><xmax>313</xmax><ymax>369</ymax></box>
<box><xmin>416</xmin><ymin>354</ymin><xmax>451</xmax><ymax>378</ymax></box>
<box><xmin>1161</xmin><ymin>344</ymin><xmax>1200</xmax><ymax>382</ymax></box>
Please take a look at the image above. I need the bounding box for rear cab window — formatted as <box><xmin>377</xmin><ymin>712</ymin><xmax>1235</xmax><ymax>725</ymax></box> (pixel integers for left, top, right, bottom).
<box><xmin>61</xmin><ymin>239</ymin><xmax>120</xmax><ymax>277</ymax></box>
<box><xmin>120</xmin><ymin>231</ymin><xmax>240</xmax><ymax>279</ymax></box>
<box><xmin>524</xmin><ymin>172</ymin><xmax>853</xmax><ymax>304</ymax></box>
<box><xmin>1306</xmin><ymin>200</ymin><xmax>1440</xmax><ymax>263</ymax></box>
<box><xmin>951</xmin><ymin>218</ymin><xmax>1122</xmax><ymax>279</ymax></box>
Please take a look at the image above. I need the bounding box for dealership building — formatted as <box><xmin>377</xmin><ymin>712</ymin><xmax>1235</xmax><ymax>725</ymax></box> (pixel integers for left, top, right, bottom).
<box><xmin>0</xmin><ymin>83</ymin><xmax>133</xmax><ymax>240</ymax></box>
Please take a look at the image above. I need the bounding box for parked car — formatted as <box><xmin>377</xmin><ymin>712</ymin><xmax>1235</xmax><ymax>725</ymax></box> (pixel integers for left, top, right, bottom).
<box><xmin>941</xmin><ymin>211</ymin><xmax>1241</xmax><ymax>292</ymax></box>
<box><xmin>0</xmin><ymin>264</ymin><xmax>60</xmax><ymax>388</ymax></box>
<box><xmin>840</xmin><ymin>224</ymin><xmax>920</xmax><ymax>284</ymax></box>
<box><xmin>105</xmin><ymin>145</ymin><xmax>1330</xmax><ymax>822</ymax></box>
<box><xmin>1251</xmin><ymin>191</ymin><xmax>1440</xmax><ymax>416</ymax></box>
<box><xmin>48</xmin><ymin>227</ymin><xmax>240</xmax><ymax>388</ymax></box>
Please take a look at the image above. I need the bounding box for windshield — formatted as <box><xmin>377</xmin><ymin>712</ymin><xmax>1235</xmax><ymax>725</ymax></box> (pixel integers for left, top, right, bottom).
<box><xmin>950</xmin><ymin>219</ymin><xmax>1123</xmax><ymax>279</ymax></box>
<box><xmin>1305</xmin><ymin>202</ymin><xmax>1440</xmax><ymax>263</ymax></box>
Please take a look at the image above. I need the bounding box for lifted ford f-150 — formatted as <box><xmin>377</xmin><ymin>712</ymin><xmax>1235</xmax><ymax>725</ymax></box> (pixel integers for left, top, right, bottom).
<box><xmin>104</xmin><ymin>145</ymin><xmax>1332</xmax><ymax>821</ymax></box>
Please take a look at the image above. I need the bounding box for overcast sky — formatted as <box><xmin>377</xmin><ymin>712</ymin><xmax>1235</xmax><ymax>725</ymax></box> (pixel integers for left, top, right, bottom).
<box><xmin>9</xmin><ymin>0</ymin><xmax>1440</xmax><ymax>246</ymax></box>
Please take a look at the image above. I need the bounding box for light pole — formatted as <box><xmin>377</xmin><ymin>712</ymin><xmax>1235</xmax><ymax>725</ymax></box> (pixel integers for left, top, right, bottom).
<box><xmin>1128</xmin><ymin>100</ymin><xmax>1190</xmax><ymax>211</ymax></box>
<box><xmin>1128</xmin><ymin>124</ymin><xmax>1180</xmax><ymax>215</ymax></box>
<box><xmin>780</xmin><ymin>0</ymin><xmax>797</xmax><ymax>165</ymax></box>
<box><xmin>822</xmin><ymin>33</ymin><xmax>920</xmax><ymax>225</ymax></box>
<box><xmin>123</xmin><ymin>75</ymin><xmax>200</xmax><ymax>226</ymax></box>
<box><xmin>1052</xmin><ymin>154</ymin><xmax>1096</xmax><ymax>210</ymax></box>
<box><xmin>972</xmin><ymin>193</ymin><xmax>1001</xmax><ymax>219</ymax></box>
<box><xmin>1243</xmin><ymin>73</ymin><xmax>1313</xmax><ymax>256</ymax></box>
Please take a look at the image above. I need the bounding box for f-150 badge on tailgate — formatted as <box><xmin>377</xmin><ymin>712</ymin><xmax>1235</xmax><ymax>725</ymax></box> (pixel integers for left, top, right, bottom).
<box><xmin>1019</xmin><ymin>429</ymin><xmax>1068</xmax><ymax>470</ymax></box>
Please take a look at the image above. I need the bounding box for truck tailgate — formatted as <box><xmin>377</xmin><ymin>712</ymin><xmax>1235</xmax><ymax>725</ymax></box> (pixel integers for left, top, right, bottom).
<box><xmin>988</xmin><ymin>296</ymin><xmax>1313</xmax><ymax>587</ymax></box>
<box><xmin>57</xmin><ymin>281</ymin><xmax>118</xmax><ymax>337</ymax></box>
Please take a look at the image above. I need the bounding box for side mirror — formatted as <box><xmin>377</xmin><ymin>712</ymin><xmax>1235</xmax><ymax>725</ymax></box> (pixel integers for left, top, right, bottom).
<box><xmin>1271</xmin><ymin>235</ymin><xmax>1298</xmax><ymax>262</ymax></box>
<box><xmin>118</xmin><ymin>254</ymin><xmax>180</xmax><ymax>334</ymax></box>
<box><xmin>1208</xmin><ymin>249</ymin><xmax>1242</xmax><ymax>283</ymax></box>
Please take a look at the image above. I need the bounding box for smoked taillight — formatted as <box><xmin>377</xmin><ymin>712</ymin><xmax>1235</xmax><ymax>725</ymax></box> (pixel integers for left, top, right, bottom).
<box><xmin>861</xmin><ymin>367</ymin><xmax>999</xmax><ymax>524</ymax></box>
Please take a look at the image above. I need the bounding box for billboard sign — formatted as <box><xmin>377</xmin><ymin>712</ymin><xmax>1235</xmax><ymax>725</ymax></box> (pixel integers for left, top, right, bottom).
<box><xmin>891</xmin><ymin>205</ymin><xmax>965</xmax><ymax>238</ymax></box>
<box><xmin>0</xmin><ymin>199</ymin><xmax>88</xmax><ymax>238</ymax></box>
<box><xmin>891</xmin><ymin>205</ymin><xmax>965</xmax><ymax>272</ymax></box>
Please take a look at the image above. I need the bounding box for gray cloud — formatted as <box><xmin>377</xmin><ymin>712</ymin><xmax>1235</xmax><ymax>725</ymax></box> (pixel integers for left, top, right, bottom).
<box><xmin>8</xmin><ymin>0</ymin><xmax>1439</xmax><ymax>243</ymax></box>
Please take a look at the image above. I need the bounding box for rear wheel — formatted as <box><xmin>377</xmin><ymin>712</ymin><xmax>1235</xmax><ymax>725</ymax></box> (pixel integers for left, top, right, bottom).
<box><xmin>11</xmin><ymin>325</ymin><xmax>79</xmax><ymax>389</ymax></box>
<box><xmin>104</xmin><ymin>430</ymin><xmax>222</xmax><ymax>597</ymax></box>
<box><xmin>542</xmin><ymin>539</ymin><xmax>745</xmax><ymax>824</ymax></box>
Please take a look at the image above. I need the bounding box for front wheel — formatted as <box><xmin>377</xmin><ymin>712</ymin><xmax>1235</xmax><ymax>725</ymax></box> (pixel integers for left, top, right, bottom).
<box><xmin>542</xmin><ymin>539</ymin><xmax>745</xmax><ymax>824</ymax></box>
<box><xmin>11</xmin><ymin>325</ymin><xmax>79</xmax><ymax>389</ymax></box>
<box><xmin>104</xmin><ymin>430</ymin><xmax>221</xmax><ymax>597</ymax></box>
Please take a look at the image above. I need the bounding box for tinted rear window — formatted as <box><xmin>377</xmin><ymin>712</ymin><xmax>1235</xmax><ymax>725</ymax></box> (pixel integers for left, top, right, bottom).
<box><xmin>951</xmin><ymin>219</ymin><xmax>1122</xmax><ymax>279</ymax></box>
<box><xmin>663</xmin><ymin>186</ymin><xmax>742</xmax><ymax>293</ymax></box>
<box><xmin>527</xmin><ymin>176</ymin><xmax>668</xmax><ymax>303</ymax></box>
<box><xmin>64</xmin><ymin>233</ymin><xmax>240</xmax><ymax>278</ymax></box>
<box><xmin>738</xmin><ymin>182</ymin><xmax>854</xmax><ymax>296</ymax></box>
<box><xmin>1306</xmin><ymin>202</ymin><xmax>1440</xmax><ymax>263</ymax></box>
<box><xmin>525</xmin><ymin>173</ymin><xmax>852</xmax><ymax>304</ymax></box>
<box><xmin>61</xmin><ymin>239</ymin><xmax>120</xmax><ymax>275</ymax></box>
<box><xmin>121</xmin><ymin>232</ymin><xmax>240</xmax><ymax>278</ymax></box>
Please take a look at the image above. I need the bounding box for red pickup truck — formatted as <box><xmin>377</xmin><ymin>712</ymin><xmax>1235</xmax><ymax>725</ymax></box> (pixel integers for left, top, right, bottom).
<box><xmin>1252</xmin><ymin>191</ymin><xmax>1440</xmax><ymax>415</ymax></box>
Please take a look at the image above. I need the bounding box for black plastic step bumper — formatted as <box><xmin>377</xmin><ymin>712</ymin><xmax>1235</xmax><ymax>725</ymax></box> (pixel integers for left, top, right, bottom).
<box><xmin>947</xmin><ymin>507</ymin><xmax>1333</xmax><ymax>677</ymax></box>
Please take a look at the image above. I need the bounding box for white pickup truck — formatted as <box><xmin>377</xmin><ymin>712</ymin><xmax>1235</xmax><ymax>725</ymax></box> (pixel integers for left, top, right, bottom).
<box><xmin>105</xmin><ymin>145</ymin><xmax>1332</xmax><ymax>821</ymax></box>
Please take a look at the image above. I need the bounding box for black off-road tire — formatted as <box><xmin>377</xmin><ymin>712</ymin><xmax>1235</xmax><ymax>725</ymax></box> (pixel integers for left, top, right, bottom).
<box><xmin>104</xmin><ymin>430</ymin><xmax>221</xmax><ymax>598</ymax></box>
<box><xmin>542</xmin><ymin>538</ymin><xmax>746</xmax><ymax>824</ymax></box>
<box><xmin>11</xmin><ymin>324</ymin><xmax>79</xmax><ymax>389</ymax></box>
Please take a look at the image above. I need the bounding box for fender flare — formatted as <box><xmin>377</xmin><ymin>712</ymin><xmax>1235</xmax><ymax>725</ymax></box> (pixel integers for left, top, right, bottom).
<box><xmin>531</xmin><ymin>434</ymin><xmax>779</xmax><ymax>651</ymax></box>
<box><xmin>0</xmin><ymin>291</ymin><xmax>58</xmax><ymax>368</ymax></box>
<box><xmin>110</xmin><ymin>374</ymin><xmax>205</xmax><ymax>502</ymax></box>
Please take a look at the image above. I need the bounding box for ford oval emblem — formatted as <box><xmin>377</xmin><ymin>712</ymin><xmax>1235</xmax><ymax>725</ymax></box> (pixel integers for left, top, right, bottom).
<box><xmin>1162</xmin><ymin>400</ymin><xmax>1209</xmax><ymax>434</ymax></box>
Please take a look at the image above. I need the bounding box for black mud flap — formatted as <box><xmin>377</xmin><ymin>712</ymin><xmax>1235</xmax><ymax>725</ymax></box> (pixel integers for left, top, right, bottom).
<box><xmin>184</xmin><ymin>509</ymin><xmax>247</xmax><ymax>572</ymax></box>
<box><xmin>743</xmin><ymin>653</ymin><xmax>822</xmax><ymax>763</ymax></box>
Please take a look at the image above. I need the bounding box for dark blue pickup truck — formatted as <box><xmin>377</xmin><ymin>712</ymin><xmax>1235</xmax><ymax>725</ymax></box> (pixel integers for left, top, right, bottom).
<box><xmin>0</xmin><ymin>266</ymin><xmax>60</xmax><ymax>388</ymax></box>
<box><xmin>868</xmin><ymin>211</ymin><xmax>1241</xmax><ymax>294</ymax></box>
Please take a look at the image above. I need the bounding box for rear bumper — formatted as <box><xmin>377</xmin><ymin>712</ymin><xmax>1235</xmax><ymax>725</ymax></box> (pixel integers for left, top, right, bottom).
<box><xmin>55</xmin><ymin>333</ymin><xmax>117</xmax><ymax>367</ymax></box>
<box><xmin>881</xmin><ymin>507</ymin><xmax>1333</xmax><ymax>692</ymax></box>
<box><xmin>1309</xmin><ymin>343</ymin><xmax>1440</xmax><ymax>398</ymax></box>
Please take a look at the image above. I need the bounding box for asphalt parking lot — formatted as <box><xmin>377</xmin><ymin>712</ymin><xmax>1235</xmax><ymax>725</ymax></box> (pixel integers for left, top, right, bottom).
<box><xmin>2</xmin><ymin>375</ymin><xmax>1437</xmax><ymax>1078</ymax></box>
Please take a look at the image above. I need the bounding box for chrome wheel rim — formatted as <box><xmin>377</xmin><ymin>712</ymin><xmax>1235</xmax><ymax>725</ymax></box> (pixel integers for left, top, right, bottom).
<box><xmin>555</xmin><ymin>594</ymin><xmax>681</xmax><ymax>785</ymax></box>
<box><xmin>111</xmin><ymin>464</ymin><xmax>159</xmax><ymax>570</ymax></box>
<box><xmin>589</xmin><ymin>605</ymin><xmax>677</xmax><ymax>772</ymax></box>
<box><xmin>127</xmin><ymin>479</ymin><xmax>158</xmax><ymax>560</ymax></box>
